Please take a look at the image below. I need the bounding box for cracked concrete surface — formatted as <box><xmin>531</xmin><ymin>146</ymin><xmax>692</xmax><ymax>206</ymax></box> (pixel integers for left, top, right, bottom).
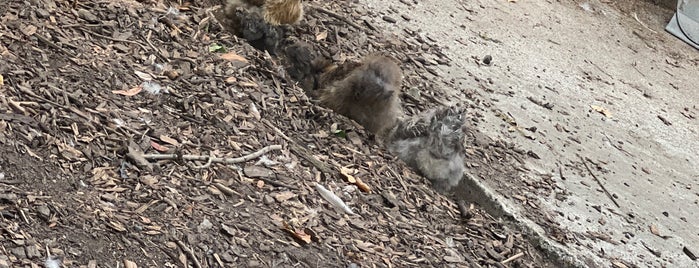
<box><xmin>361</xmin><ymin>0</ymin><xmax>699</xmax><ymax>266</ymax></box>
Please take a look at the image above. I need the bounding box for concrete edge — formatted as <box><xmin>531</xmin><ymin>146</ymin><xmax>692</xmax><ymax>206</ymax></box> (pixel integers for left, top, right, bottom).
<box><xmin>457</xmin><ymin>172</ymin><xmax>593</xmax><ymax>268</ymax></box>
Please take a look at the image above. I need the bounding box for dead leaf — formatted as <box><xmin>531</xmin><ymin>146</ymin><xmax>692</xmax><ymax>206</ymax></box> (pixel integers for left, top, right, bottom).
<box><xmin>225</xmin><ymin>76</ymin><xmax>237</xmax><ymax>84</ymax></box>
<box><xmin>159</xmin><ymin>135</ymin><xmax>180</xmax><ymax>146</ymax></box>
<box><xmin>238</xmin><ymin>81</ymin><xmax>258</xmax><ymax>88</ymax></box>
<box><xmin>221</xmin><ymin>224</ymin><xmax>236</xmax><ymax>236</ymax></box>
<box><xmin>150</xmin><ymin>141</ymin><xmax>169</xmax><ymax>152</ymax></box>
<box><xmin>282</xmin><ymin>221</ymin><xmax>312</xmax><ymax>244</ymax></box>
<box><xmin>220</xmin><ymin>52</ymin><xmax>249</xmax><ymax>64</ymax></box>
<box><xmin>649</xmin><ymin>224</ymin><xmax>660</xmax><ymax>236</ymax></box>
<box><xmin>354</xmin><ymin>177</ymin><xmax>371</xmax><ymax>193</ymax></box>
<box><xmin>123</xmin><ymin>259</ymin><xmax>137</xmax><ymax>268</ymax></box>
<box><xmin>443</xmin><ymin>255</ymin><xmax>462</xmax><ymax>263</ymax></box>
<box><xmin>112</xmin><ymin>86</ymin><xmax>143</xmax><ymax>96</ymax></box>
<box><xmin>340</xmin><ymin>167</ymin><xmax>357</xmax><ymax>183</ymax></box>
<box><xmin>178</xmin><ymin>253</ymin><xmax>187</xmax><ymax>266</ymax></box>
<box><xmin>108</xmin><ymin>221</ymin><xmax>126</xmax><ymax>232</ymax></box>
<box><xmin>611</xmin><ymin>261</ymin><xmax>629</xmax><ymax>268</ymax></box>
<box><xmin>590</xmin><ymin>105</ymin><xmax>612</xmax><ymax>118</ymax></box>
<box><xmin>273</xmin><ymin>191</ymin><xmax>297</xmax><ymax>202</ymax></box>
<box><xmin>140</xmin><ymin>175</ymin><xmax>158</xmax><ymax>187</ymax></box>
<box><xmin>315</xmin><ymin>31</ymin><xmax>328</xmax><ymax>41</ymax></box>
<box><xmin>249</xmin><ymin>103</ymin><xmax>261</xmax><ymax>120</ymax></box>
<box><xmin>340</xmin><ymin>166</ymin><xmax>371</xmax><ymax>192</ymax></box>
<box><xmin>134</xmin><ymin>70</ymin><xmax>154</xmax><ymax>81</ymax></box>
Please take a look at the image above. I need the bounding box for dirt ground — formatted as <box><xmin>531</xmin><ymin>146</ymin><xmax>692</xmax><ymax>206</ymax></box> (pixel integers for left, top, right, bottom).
<box><xmin>360</xmin><ymin>0</ymin><xmax>698</xmax><ymax>267</ymax></box>
<box><xmin>0</xmin><ymin>0</ymin><xmax>696</xmax><ymax>267</ymax></box>
<box><xmin>0</xmin><ymin>0</ymin><xmax>568</xmax><ymax>267</ymax></box>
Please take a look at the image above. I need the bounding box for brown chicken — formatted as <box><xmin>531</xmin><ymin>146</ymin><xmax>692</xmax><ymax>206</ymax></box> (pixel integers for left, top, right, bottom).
<box><xmin>315</xmin><ymin>56</ymin><xmax>403</xmax><ymax>136</ymax></box>
<box><xmin>225</xmin><ymin>0</ymin><xmax>304</xmax><ymax>25</ymax></box>
<box><xmin>222</xmin><ymin>0</ymin><xmax>303</xmax><ymax>54</ymax></box>
<box><xmin>282</xmin><ymin>41</ymin><xmax>403</xmax><ymax>135</ymax></box>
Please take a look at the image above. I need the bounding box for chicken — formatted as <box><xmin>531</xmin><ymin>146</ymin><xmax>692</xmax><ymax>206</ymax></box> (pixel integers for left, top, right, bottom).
<box><xmin>387</xmin><ymin>105</ymin><xmax>466</xmax><ymax>192</ymax></box>
<box><xmin>315</xmin><ymin>55</ymin><xmax>403</xmax><ymax>136</ymax></box>
<box><xmin>221</xmin><ymin>0</ymin><xmax>304</xmax><ymax>54</ymax></box>
<box><xmin>225</xmin><ymin>0</ymin><xmax>304</xmax><ymax>25</ymax></box>
<box><xmin>282</xmin><ymin>41</ymin><xmax>329</xmax><ymax>91</ymax></box>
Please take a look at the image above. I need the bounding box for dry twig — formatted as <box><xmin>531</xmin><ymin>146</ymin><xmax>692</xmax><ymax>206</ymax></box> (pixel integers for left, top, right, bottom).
<box><xmin>142</xmin><ymin>145</ymin><xmax>283</xmax><ymax>166</ymax></box>
<box><xmin>501</xmin><ymin>252</ymin><xmax>525</xmax><ymax>265</ymax></box>
<box><xmin>174</xmin><ymin>238</ymin><xmax>203</xmax><ymax>268</ymax></box>
<box><xmin>579</xmin><ymin>155</ymin><xmax>620</xmax><ymax>208</ymax></box>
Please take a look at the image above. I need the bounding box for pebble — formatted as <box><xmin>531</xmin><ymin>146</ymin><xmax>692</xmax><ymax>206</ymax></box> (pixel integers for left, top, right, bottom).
<box><xmin>25</xmin><ymin>245</ymin><xmax>41</xmax><ymax>258</ymax></box>
<box><xmin>483</xmin><ymin>55</ymin><xmax>493</xmax><ymax>65</ymax></box>
<box><xmin>198</xmin><ymin>218</ymin><xmax>213</xmax><ymax>230</ymax></box>
<box><xmin>77</xmin><ymin>9</ymin><xmax>99</xmax><ymax>23</ymax></box>
<box><xmin>262</xmin><ymin>194</ymin><xmax>275</xmax><ymax>205</ymax></box>
<box><xmin>9</xmin><ymin>247</ymin><xmax>25</xmax><ymax>259</ymax></box>
<box><xmin>382</xmin><ymin>16</ymin><xmax>397</xmax><ymax>23</ymax></box>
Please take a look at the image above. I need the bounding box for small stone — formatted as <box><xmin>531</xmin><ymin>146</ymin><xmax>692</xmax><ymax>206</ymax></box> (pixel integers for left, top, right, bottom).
<box><xmin>683</xmin><ymin>246</ymin><xmax>697</xmax><ymax>261</ymax></box>
<box><xmin>9</xmin><ymin>247</ymin><xmax>26</xmax><ymax>258</ymax></box>
<box><xmin>35</xmin><ymin>9</ymin><xmax>50</xmax><ymax>18</ymax></box>
<box><xmin>363</xmin><ymin>20</ymin><xmax>377</xmax><ymax>31</ymax></box>
<box><xmin>483</xmin><ymin>55</ymin><xmax>493</xmax><ymax>65</ymax></box>
<box><xmin>198</xmin><ymin>219</ymin><xmax>213</xmax><ymax>231</ymax></box>
<box><xmin>382</xmin><ymin>16</ymin><xmax>396</xmax><ymax>23</ymax></box>
<box><xmin>262</xmin><ymin>195</ymin><xmax>274</xmax><ymax>205</ymax></box>
<box><xmin>77</xmin><ymin>9</ymin><xmax>99</xmax><ymax>23</ymax></box>
<box><xmin>25</xmin><ymin>245</ymin><xmax>40</xmax><ymax>258</ymax></box>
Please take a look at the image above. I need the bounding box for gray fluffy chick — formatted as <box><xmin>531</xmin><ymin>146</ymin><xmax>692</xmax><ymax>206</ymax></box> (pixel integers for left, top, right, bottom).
<box><xmin>388</xmin><ymin>105</ymin><xmax>466</xmax><ymax>192</ymax></box>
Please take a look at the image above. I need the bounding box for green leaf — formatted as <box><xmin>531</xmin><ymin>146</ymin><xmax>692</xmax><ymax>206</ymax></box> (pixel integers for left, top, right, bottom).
<box><xmin>333</xmin><ymin>129</ymin><xmax>347</xmax><ymax>138</ymax></box>
<box><xmin>209</xmin><ymin>43</ymin><xmax>226</xmax><ymax>53</ymax></box>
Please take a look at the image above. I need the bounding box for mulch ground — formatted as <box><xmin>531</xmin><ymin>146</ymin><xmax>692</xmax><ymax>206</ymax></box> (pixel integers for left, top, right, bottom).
<box><xmin>0</xmin><ymin>0</ymin><xmax>558</xmax><ymax>267</ymax></box>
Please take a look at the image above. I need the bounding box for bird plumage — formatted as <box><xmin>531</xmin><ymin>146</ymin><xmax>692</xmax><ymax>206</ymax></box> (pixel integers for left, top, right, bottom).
<box><xmin>388</xmin><ymin>105</ymin><xmax>466</xmax><ymax>192</ymax></box>
<box><xmin>222</xmin><ymin>0</ymin><xmax>304</xmax><ymax>54</ymax></box>
<box><xmin>316</xmin><ymin>56</ymin><xmax>403</xmax><ymax>135</ymax></box>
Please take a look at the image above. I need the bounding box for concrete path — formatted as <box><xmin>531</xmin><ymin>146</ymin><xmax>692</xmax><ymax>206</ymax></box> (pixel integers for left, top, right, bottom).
<box><xmin>362</xmin><ymin>0</ymin><xmax>699</xmax><ymax>266</ymax></box>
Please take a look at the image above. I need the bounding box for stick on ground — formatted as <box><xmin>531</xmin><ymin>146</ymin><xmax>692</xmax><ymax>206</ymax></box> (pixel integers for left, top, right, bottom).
<box><xmin>579</xmin><ymin>155</ymin><xmax>621</xmax><ymax>208</ymax></box>
<box><xmin>141</xmin><ymin>145</ymin><xmax>283</xmax><ymax>166</ymax></box>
